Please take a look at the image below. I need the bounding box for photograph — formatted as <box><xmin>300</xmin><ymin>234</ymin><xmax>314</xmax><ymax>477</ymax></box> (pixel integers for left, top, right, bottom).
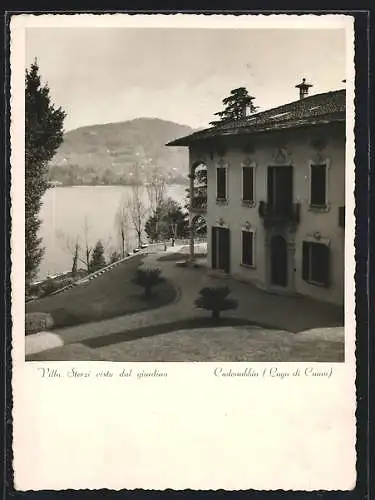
<box><xmin>10</xmin><ymin>13</ymin><xmax>358</xmax><ymax>492</ymax></box>
<box><xmin>23</xmin><ymin>22</ymin><xmax>347</xmax><ymax>363</ymax></box>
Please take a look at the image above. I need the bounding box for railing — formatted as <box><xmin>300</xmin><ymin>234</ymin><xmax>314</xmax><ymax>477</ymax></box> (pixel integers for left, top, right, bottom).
<box><xmin>338</xmin><ymin>206</ymin><xmax>345</xmax><ymax>228</ymax></box>
<box><xmin>258</xmin><ymin>201</ymin><xmax>300</xmax><ymax>230</ymax></box>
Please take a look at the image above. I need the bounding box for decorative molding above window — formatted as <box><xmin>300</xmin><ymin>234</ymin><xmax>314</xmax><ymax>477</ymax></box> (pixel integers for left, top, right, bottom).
<box><xmin>310</xmin><ymin>151</ymin><xmax>328</xmax><ymax>165</ymax></box>
<box><xmin>304</xmin><ymin>233</ymin><xmax>331</xmax><ymax>246</ymax></box>
<box><xmin>217</xmin><ymin>158</ymin><xmax>230</xmax><ymax>169</ymax></box>
<box><xmin>273</xmin><ymin>147</ymin><xmax>293</xmax><ymax>165</ymax></box>
<box><xmin>242</xmin><ymin>221</ymin><xmax>255</xmax><ymax>232</ymax></box>
<box><xmin>214</xmin><ymin>217</ymin><xmax>229</xmax><ymax>228</ymax></box>
<box><xmin>241</xmin><ymin>157</ymin><xmax>257</xmax><ymax>169</ymax></box>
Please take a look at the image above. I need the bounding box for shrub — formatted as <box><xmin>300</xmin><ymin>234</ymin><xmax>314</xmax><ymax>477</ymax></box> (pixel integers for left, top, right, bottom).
<box><xmin>90</xmin><ymin>240</ymin><xmax>107</xmax><ymax>273</ymax></box>
<box><xmin>195</xmin><ymin>286</ymin><xmax>238</xmax><ymax>320</ymax></box>
<box><xmin>40</xmin><ymin>278</ymin><xmax>61</xmax><ymax>297</ymax></box>
<box><xmin>25</xmin><ymin>312</ymin><xmax>54</xmax><ymax>335</ymax></box>
<box><xmin>132</xmin><ymin>267</ymin><xmax>165</xmax><ymax>298</ymax></box>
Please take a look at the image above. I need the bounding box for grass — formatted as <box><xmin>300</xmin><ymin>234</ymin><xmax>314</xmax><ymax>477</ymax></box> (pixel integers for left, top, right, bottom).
<box><xmin>25</xmin><ymin>255</ymin><xmax>177</xmax><ymax>331</ymax></box>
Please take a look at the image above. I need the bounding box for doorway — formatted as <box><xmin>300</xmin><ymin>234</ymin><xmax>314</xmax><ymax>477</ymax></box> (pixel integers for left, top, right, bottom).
<box><xmin>270</xmin><ymin>234</ymin><xmax>288</xmax><ymax>287</ymax></box>
<box><xmin>212</xmin><ymin>226</ymin><xmax>230</xmax><ymax>274</ymax></box>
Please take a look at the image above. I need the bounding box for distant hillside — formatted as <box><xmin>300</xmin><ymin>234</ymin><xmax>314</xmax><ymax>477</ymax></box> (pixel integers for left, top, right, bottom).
<box><xmin>49</xmin><ymin>118</ymin><xmax>194</xmax><ymax>186</ymax></box>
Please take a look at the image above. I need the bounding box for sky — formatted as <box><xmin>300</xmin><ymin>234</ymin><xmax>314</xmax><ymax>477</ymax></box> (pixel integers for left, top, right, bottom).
<box><xmin>25</xmin><ymin>27</ymin><xmax>346</xmax><ymax>132</ymax></box>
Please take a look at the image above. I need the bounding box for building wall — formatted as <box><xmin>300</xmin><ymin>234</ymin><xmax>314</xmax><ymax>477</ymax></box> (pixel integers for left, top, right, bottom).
<box><xmin>189</xmin><ymin>123</ymin><xmax>345</xmax><ymax>306</ymax></box>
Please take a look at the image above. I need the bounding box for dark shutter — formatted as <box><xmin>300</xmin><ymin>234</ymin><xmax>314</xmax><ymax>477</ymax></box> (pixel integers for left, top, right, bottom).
<box><xmin>310</xmin><ymin>164</ymin><xmax>327</xmax><ymax>206</ymax></box>
<box><xmin>274</xmin><ymin>166</ymin><xmax>293</xmax><ymax>216</ymax></box>
<box><xmin>267</xmin><ymin>167</ymin><xmax>274</xmax><ymax>207</ymax></box>
<box><xmin>311</xmin><ymin>243</ymin><xmax>330</xmax><ymax>287</ymax></box>
<box><xmin>242</xmin><ymin>231</ymin><xmax>253</xmax><ymax>266</ymax></box>
<box><xmin>302</xmin><ymin>242</ymin><xmax>310</xmax><ymax>281</ymax></box>
<box><xmin>211</xmin><ymin>227</ymin><xmax>217</xmax><ymax>269</ymax></box>
<box><xmin>216</xmin><ymin>168</ymin><xmax>226</xmax><ymax>200</ymax></box>
<box><xmin>222</xmin><ymin>228</ymin><xmax>230</xmax><ymax>273</ymax></box>
<box><xmin>242</xmin><ymin>167</ymin><xmax>254</xmax><ymax>202</ymax></box>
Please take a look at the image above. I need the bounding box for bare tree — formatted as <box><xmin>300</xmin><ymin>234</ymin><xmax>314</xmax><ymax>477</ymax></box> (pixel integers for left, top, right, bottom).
<box><xmin>115</xmin><ymin>196</ymin><xmax>131</xmax><ymax>258</ymax></box>
<box><xmin>145</xmin><ymin>162</ymin><xmax>166</xmax><ymax>213</ymax></box>
<box><xmin>126</xmin><ymin>164</ymin><xmax>148</xmax><ymax>248</ymax></box>
<box><xmin>126</xmin><ymin>183</ymin><xmax>148</xmax><ymax>248</ymax></box>
<box><xmin>56</xmin><ymin>230</ymin><xmax>81</xmax><ymax>276</ymax></box>
<box><xmin>74</xmin><ymin>215</ymin><xmax>93</xmax><ymax>273</ymax></box>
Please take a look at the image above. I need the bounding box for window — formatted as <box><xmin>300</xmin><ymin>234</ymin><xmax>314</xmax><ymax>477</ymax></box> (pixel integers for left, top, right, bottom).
<box><xmin>302</xmin><ymin>241</ymin><xmax>330</xmax><ymax>287</ymax></box>
<box><xmin>310</xmin><ymin>164</ymin><xmax>327</xmax><ymax>207</ymax></box>
<box><xmin>242</xmin><ymin>230</ymin><xmax>255</xmax><ymax>267</ymax></box>
<box><xmin>242</xmin><ymin>166</ymin><xmax>254</xmax><ymax>202</ymax></box>
<box><xmin>216</xmin><ymin>167</ymin><xmax>227</xmax><ymax>200</ymax></box>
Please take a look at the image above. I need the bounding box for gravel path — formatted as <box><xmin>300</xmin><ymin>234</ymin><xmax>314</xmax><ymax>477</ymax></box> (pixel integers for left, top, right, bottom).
<box><xmin>28</xmin><ymin>326</ymin><xmax>344</xmax><ymax>362</ymax></box>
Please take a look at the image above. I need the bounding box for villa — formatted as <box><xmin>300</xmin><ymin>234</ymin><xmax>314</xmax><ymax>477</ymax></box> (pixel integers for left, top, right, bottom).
<box><xmin>167</xmin><ymin>80</ymin><xmax>346</xmax><ymax>306</ymax></box>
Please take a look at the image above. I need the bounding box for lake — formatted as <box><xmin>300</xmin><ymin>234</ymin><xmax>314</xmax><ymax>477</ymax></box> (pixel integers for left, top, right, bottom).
<box><xmin>38</xmin><ymin>184</ymin><xmax>187</xmax><ymax>279</ymax></box>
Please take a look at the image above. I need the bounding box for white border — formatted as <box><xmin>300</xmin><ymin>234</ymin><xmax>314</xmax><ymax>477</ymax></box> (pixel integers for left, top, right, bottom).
<box><xmin>11</xmin><ymin>14</ymin><xmax>356</xmax><ymax>491</ymax></box>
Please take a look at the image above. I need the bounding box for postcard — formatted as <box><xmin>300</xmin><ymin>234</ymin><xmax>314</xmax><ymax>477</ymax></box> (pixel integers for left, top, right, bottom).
<box><xmin>11</xmin><ymin>13</ymin><xmax>356</xmax><ymax>490</ymax></box>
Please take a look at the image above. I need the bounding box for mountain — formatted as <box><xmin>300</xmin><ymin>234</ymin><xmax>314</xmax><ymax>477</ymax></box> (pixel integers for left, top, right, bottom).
<box><xmin>48</xmin><ymin>118</ymin><xmax>194</xmax><ymax>186</ymax></box>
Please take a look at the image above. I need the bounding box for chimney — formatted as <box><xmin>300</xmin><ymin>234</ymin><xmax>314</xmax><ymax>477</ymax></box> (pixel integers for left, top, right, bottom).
<box><xmin>295</xmin><ymin>78</ymin><xmax>313</xmax><ymax>100</ymax></box>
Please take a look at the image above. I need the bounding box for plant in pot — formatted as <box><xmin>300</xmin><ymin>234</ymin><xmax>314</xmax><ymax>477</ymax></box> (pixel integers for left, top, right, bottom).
<box><xmin>195</xmin><ymin>285</ymin><xmax>238</xmax><ymax>321</ymax></box>
<box><xmin>132</xmin><ymin>267</ymin><xmax>165</xmax><ymax>299</ymax></box>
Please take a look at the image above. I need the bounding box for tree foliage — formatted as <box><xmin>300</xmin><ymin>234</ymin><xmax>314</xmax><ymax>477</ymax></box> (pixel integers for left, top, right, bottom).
<box><xmin>145</xmin><ymin>197</ymin><xmax>189</xmax><ymax>243</ymax></box>
<box><xmin>195</xmin><ymin>286</ymin><xmax>238</xmax><ymax>320</ymax></box>
<box><xmin>109</xmin><ymin>250</ymin><xmax>122</xmax><ymax>264</ymax></box>
<box><xmin>89</xmin><ymin>240</ymin><xmax>107</xmax><ymax>273</ymax></box>
<box><xmin>132</xmin><ymin>267</ymin><xmax>165</xmax><ymax>298</ymax></box>
<box><xmin>209</xmin><ymin>87</ymin><xmax>258</xmax><ymax>126</ymax></box>
<box><xmin>25</xmin><ymin>60</ymin><xmax>66</xmax><ymax>288</ymax></box>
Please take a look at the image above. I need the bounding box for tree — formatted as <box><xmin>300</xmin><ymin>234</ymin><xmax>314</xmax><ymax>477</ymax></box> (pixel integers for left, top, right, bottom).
<box><xmin>89</xmin><ymin>240</ymin><xmax>107</xmax><ymax>273</ymax></box>
<box><xmin>195</xmin><ymin>286</ymin><xmax>238</xmax><ymax>320</ymax></box>
<box><xmin>56</xmin><ymin>231</ymin><xmax>80</xmax><ymax>277</ymax></box>
<box><xmin>145</xmin><ymin>162</ymin><xmax>166</xmax><ymax>213</ymax></box>
<box><xmin>25</xmin><ymin>60</ymin><xmax>66</xmax><ymax>289</ymax></box>
<box><xmin>82</xmin><ymin>216</ymin><xmax>93</xmax><ymax>273</ymax></box>
<box><xmin>126</xmin><ymin>165</ymin><xmax>148</xmax><ymax>248</ymax></box>
<box><xmin>144</xmin><ymin>198</ymin><xmax>188</xmax><ymax>243</ymax></box>
<box><xmin>131</xmin><ymin>267</ymin><xmax>165</xmax><ymax>299</ymax></box>
<box><xmin>209</xmin><ymin>87</ymin><xmax>258</xmax><ymax>126</ymax></box>
<box><xmin>109</xmin><ymin>250</ymin><xmax>122</xmax><ymax>264</ymax></box>
<box><xmin>115</xmin><ymin>196</ymin><xmax>131</xmax><ymax>258</ymax></box>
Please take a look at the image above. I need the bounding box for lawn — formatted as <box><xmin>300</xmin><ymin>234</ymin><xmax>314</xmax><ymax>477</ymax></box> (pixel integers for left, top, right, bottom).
<box><xmin>26</xmin><ymin>255</ymin><xmax>177</xmax><ymax>331</ymax></box>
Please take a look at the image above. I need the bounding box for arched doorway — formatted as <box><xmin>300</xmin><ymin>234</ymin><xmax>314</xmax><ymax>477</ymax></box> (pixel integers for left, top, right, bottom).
<box><xmin>270</xmin><ymin>234</ymin><xmax>288</xmax><ymax>287</ymax></box>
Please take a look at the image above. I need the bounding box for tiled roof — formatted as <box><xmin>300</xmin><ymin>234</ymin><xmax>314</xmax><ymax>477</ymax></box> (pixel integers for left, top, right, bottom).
<box><xmin>167</xmin><ymin>90</ymin><xmax>345</xmax><ymax>146</ymax></box>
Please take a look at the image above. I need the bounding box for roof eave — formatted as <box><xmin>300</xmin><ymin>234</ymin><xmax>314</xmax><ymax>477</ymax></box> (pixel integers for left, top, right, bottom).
<box><xmin>166</xmin><ymin>114</ymin><xmax>345</xmax><ymax>147</ymax></box>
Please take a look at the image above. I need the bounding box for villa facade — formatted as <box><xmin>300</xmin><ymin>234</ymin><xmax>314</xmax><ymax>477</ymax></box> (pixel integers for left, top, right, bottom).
<box><xmin>167</xmin><ymin>84</ymin><xmax>346</xmax><ymax>306</ymax></box>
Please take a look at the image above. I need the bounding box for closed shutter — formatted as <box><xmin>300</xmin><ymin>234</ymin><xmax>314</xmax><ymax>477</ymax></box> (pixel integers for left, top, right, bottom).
<box><xmin>302</xmin><ymin>242</ymin><xmax>310</xmax><ymax>281</ymax></box>
<box><xmin>211</xmin><ymin>227</ymin><xmax>217</xmax><ymax>269</ymax></box>
<box><xmin>310</xmin><ymin>164</ymin><xmax>326</xmax><ymax>206</ymax></box>
<box><xmin>242</xmin><ymin>231</ymin><xmax>253</xmax><ymax>266</ymax></box>
<box><xmin>242</xmin><ymin>167</ymin><xmax>254</xmax><ymax>201</ymax></box>
<box><xmin>216</xmin><ymin>168</ymin><xmax>226</xmax><ymax>199</ymax></box>
<box><xmin>311</xmin><ymin>243</ymin><xmax>330</xmax><ymax>287</ymax></box>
